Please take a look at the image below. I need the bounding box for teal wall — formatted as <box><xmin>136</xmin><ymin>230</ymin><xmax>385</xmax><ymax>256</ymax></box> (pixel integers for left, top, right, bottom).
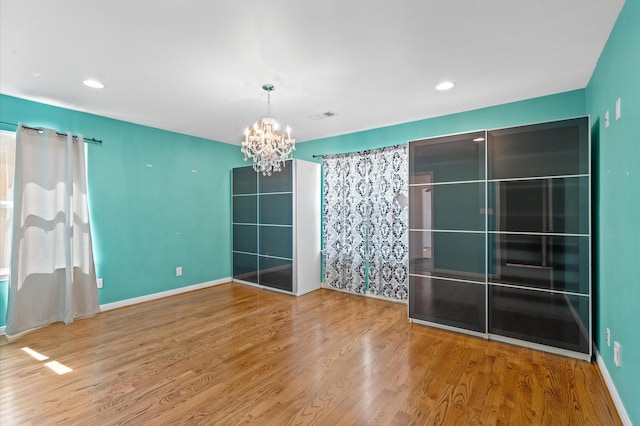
<box><xmin>0</xmin><ymin>94</ymin><xmax>247</xmax><ymax>327</ymax></box>
<box><xmin>586</xmin><ymin>0</ymin><xmax>640</xmax><ymax>423</ymax></box>
<box><xmin>296</xmin><ymin>91</ymin><xmax>587</xmax><ymax>313</ymax></box>
<box><xmin>294</xmin><ymin>90</ymin><xmax>586</xmax><ymax>161</ymax></box>
<box><xmin>1</xmin><ymin>89</ymin><xmax>585</xmax><ymax>330</ymax></box>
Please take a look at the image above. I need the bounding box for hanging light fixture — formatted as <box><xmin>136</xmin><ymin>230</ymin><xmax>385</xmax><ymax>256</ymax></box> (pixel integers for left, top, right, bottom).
<box><xmin>241</xmin><ymin>84</ymin><xmax>295</xmax><ymax>176</ymax></box>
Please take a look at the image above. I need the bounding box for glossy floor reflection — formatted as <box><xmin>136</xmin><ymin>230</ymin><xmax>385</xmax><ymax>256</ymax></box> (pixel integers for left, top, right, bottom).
<box><xmin>0</xmin><ymin>284</ymin><xmax>620</xmax><ymax>425</ymax></box>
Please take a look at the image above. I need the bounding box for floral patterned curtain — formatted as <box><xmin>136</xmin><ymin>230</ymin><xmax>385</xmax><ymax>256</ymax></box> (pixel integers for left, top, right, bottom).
<box><xmin>322</xmin><ymin>145</ymin><xmax>408</xmax><ymax>300</ymax></box>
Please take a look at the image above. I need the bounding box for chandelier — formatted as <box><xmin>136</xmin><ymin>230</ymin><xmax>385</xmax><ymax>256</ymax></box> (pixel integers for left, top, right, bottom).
<box><xmin>241</xmin><ymin>84</ymin><xmax>295</xmax><ymax>176</ymax></box>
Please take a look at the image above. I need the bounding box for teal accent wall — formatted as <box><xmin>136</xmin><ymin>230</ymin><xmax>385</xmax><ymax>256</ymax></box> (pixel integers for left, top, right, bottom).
<box><xmin>0</xmin><ymin>94</ymin><xmax>246</xmax><ymax>327</ymax></box>
<box><xmin>294</xmin><ymin>90</ymin><xmax>586</xmax><ymax>161</ymax></box>
<box><xmin>295</xmin><ymin>90</ymin><xmax>586</xmax><ymax>307</ymax></box>
<box><xmin>586</xmin><ymin>0</ymin><xmax>640</xmax><ymax>423</ymax></box>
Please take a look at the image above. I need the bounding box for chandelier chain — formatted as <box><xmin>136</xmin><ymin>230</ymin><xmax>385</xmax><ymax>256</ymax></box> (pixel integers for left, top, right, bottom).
<box><xmin>266</xmin><ymin>90</ymin><xmax>271</xmax><ymax>117</ymax></box>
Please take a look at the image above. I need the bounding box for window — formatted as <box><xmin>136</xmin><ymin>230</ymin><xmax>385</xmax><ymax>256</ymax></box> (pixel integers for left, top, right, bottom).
<box><xmin>1</xmin><ymin>130</ymin><xmax>16</xmax><ymax>280</ymax></box>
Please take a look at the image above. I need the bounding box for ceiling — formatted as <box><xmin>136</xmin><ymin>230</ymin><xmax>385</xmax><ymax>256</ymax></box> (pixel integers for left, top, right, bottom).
<box><xmin>0</xmin><ymin>1</ymin><xmax>625</xmax><ymax>145</ymax></box>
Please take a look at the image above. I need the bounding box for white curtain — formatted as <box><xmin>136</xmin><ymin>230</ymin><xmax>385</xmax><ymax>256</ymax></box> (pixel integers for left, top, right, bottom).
<box><xmin>6</xmin><ymin>126</ymin><xmax>99</xmax><ymax>336</ymax></box>
<box><xmin>322</xmin><ymin>145</ymin><xmax>408</xmax><ymax>300</ymax></box>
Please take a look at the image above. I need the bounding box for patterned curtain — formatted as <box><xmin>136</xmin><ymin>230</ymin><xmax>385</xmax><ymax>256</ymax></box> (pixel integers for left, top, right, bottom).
<box><xmin>368</xmin><ymin>145</ymin><xmax>409</xmax><ymax>299</ymax></box>
<box><xmin>322</xmin><ymin>145</ymin><xmax>408</xmax><ymax>300</ymax></box>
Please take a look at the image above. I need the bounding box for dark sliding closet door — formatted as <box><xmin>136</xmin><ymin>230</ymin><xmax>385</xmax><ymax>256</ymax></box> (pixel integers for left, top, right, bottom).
<box><xmin>231</xmin><ymin>160</ymin><xmax>322</xmax><ymax>296</ymax></box>
<box><xmin>408</xmin><ymin>130</ymin><xmax>487</xmax><ymax>334</ymax></box>
<box><xmin>232</xmin><ymin>164</ymin><xmax>293</xmax><ymax>292</ymax></box>
<box><xmin>408</xmin><ymin>117</ymin><xmax>591</xmax><ymax>359</ymax></box>
<box><xmin>487</xmin><ymin>117</ymin><xmax>590</xmax><ymax>355</ymax></box>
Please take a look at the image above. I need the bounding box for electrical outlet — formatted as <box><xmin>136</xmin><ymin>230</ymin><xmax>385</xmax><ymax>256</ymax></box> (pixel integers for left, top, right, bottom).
<box><xmin>613</xmin><ymin>341</ymin><xmax>622</xmax><ymax>367</ymax></box>
<box><xmin>606</xmin><ymin>328</ymin><xmax>611</xmax><ymax>347</ymax></box>
<box><xmin>176</xmin><ymin>266</ymin><xmax>183</xmax><ymax>277</ymax></box>
<box><xmin>97</xmin><ymin>278</ymin><xmax>103</xmax><ymax>289</ymax></box>
<box><xmin>605</xmin><ymin>110</ymin><xmax>610</xmax><ymax>128</ymax></box>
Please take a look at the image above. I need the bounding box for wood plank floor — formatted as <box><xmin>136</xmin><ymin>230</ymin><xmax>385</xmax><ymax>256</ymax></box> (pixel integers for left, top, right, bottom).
<box><xmin>0</xmin><ymin>283</ymin><xmax>621</xmax><ymax>425</ymax></box>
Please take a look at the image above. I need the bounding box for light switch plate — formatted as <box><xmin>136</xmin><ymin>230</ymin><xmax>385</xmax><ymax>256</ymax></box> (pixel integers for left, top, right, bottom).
<box><xmin>605</xmin><ymin>110</ymin><xmax>610</xmax><ymax>128</ymax></box>
<box><xmin>616</xmin><ymin>98</ymin><xmax>621</xmax><ymax>120</ymax></box>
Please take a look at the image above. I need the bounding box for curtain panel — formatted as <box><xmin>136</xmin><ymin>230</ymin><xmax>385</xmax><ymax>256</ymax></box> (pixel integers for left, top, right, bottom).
<box><xmin>6</xmin><ymin>126</ymin><xmax>99</xmax><ymax>336</ymax></box>
<box><xmin>322</xmin><ymin>145</ymin><xmax>408</xmax><ymax>300</ymax></box>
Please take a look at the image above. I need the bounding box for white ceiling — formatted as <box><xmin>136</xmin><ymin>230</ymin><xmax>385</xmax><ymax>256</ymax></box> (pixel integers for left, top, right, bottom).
<box><xmin>0</xmin><ymin>0</ymin><xmax>625</xmax><ymax>145</ymax></box>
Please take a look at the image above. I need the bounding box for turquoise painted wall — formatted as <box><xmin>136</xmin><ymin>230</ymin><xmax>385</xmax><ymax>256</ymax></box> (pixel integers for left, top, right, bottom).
<box><xmin>586</xmin><ymin>0</ymin><xmax>640</xmax><ymax>423</ymax></box>
<box><xmin>0</xmin><ymin>94</ymin><xmax>247</xmax><ymax>327</ymax></box>
<box><xmin>294</xmin><ymin>90</ymin><xmax>586</xmax><ymax>161</ymax></box>
<box><xmin>295</xmin><ymin>90</ymin><xmax>587</xmax><ymax>305</ymax></box>
<box><xmin>2</xmin><ymin>89</ymin><xmax>584</xmax><ymax>330</ymax></box>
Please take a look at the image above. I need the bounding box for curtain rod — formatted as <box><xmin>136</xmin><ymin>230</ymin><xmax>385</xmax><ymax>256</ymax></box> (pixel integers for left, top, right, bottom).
<box><xmin>313</xmin><ymin>143</ymin><xmax>407</xmax><ymax>159</ymax></box>
<box><xmin>0</xmin><ymin>121</ymin><xmax>102</xmax><ymax>145</ymax></box>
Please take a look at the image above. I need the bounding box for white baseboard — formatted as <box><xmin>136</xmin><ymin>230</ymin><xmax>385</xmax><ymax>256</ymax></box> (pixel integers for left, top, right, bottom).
<box><xmin>0</xmin><ymin>278</ymin><xmax>231</xmax><ymax>336</ymax></box>
<box><xmin>595</xmin><ymin>346</ymin><xmax>632</xmax><ymax>426</ymax></box>
<box><xmin>99</xmin><ymin>277</ymin><xmax>230</xmax><ymax>312</ymax></box>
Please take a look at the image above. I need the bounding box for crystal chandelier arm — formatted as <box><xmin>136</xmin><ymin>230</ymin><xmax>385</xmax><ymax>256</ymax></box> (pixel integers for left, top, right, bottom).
<box><xmin>241</xmin><ymin>84</ymin><xmax>296</xmax><ymax>175</ymax></box>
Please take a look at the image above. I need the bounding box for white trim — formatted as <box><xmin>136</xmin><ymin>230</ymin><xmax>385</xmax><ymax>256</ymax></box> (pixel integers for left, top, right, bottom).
<box><xmin>99</xmin><ymin>278</ymin><xmax>230</xmax><ymax>312</ymax></box>
<box><xmin>595</xmin><ymin>347</ymin><xmax>633</xmax><ymax>426</ymax></box>
<box><xmin>3</xmin><ymin>278</ymin><xmax>230</xmax><ymax>335</ymax></box>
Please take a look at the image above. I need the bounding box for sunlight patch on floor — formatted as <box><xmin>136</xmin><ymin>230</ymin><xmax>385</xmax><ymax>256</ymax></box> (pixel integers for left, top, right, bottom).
<box><xmin>45</xmin><ymin>361</ymin><xmax>73</xmax><ymax>375</ymax></box>
<box><xmin>21</xmin><ymin>347</ymin><xmax>49</xmax><ymax>361</ymax></box>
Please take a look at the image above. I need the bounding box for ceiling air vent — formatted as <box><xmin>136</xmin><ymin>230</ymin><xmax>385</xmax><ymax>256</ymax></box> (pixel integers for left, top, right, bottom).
<box><xmin>309</xmin><ymin>111</ymin><xmax>338</xmax><ymax>120</ymax></box>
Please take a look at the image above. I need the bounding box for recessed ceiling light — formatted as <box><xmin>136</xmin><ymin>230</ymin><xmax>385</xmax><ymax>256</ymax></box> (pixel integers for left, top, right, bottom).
<box><xmin>436</xmin><ymin>81</ymin><xmax>454</xmax><ymax>91</ymax></box>
<box><xmin>83</xmin><ymin>79</ymin><xmax>104</xmax><ymax>89</ymax></box>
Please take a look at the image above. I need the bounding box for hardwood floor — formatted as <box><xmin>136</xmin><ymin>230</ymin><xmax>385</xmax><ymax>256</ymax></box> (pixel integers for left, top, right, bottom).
<box><xmin>0</xmin><ymin>283</ymin><xmax>621</xmax><ymax>425</ymax></box>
